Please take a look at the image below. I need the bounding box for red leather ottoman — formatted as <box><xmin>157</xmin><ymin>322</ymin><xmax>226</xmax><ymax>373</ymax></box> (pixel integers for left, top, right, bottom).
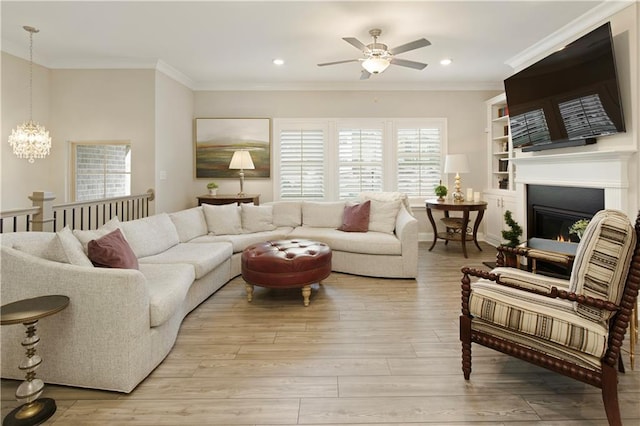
<box><xmin>241</xmin><ymin>240</ymin><xmax>332</xmax><ymax>307</ymax></box>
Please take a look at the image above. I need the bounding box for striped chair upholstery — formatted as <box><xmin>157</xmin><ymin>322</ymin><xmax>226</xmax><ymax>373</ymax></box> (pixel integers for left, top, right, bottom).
<box><xmin>568</xmin><ymin>210</ymin><xmax>636</xmax><ymax>321</ymax></box>
<box><xmin>461</xmin><ymin>209</ymin><xmax>640</xmax><ymax>426</ymax></box>
<box><xmin>468</xmin><ymin>209</ymin><xmax>636</xmax><ymax>365</ymax></box>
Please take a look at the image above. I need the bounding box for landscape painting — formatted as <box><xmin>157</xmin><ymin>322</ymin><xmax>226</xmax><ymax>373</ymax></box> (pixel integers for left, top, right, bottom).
<box><xmin>195</xmin><ymin>118</ymin><xmax>271</xmax><ymax>178</ymax></box>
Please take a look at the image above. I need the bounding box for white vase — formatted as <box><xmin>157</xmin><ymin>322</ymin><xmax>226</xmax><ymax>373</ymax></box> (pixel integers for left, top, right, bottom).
<box><xmin>208</xmin><ymin>189</ymin><xmax>217</xmax><ymax>196</ymax></box>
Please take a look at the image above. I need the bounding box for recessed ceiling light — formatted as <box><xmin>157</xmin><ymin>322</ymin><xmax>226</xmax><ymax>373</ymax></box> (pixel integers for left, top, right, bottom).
<box><xmin>273</xmin><ymin>58</ymin><xmax>285</xmax><ymax>66</ymax></box>
<box><xmin>440</xmin><ymin>58</ymin><xmax>452</xmax><ymax>66</ymax></box>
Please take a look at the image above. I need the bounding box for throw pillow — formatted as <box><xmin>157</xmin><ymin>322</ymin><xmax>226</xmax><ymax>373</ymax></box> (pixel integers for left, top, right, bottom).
<box><xmin>302</xmin><ymin>201</ymin><xmax>345</xmax><ymax>228</ymax></box>
<box><xmin>73</xmin><ymin>217</ymin><xmax>121</xmax><ymax>253</ymax></box>
<box><xmin>202</xmin><ymin>203</ymin><xmax>243</xmax><ymax>235</ymax></box>
<box><xmin>241</xmin><ymin>204</ymin><xmax>276</xmax><ymax>233</ymax></box>
<box><xmin>338</xmin><ymin>201</ymin><xmax>370</xmax><ymax>232</ymax></box>
<box><xmin>87</xmin><ymin>228</ymin><xmax>139</xmax><ymax>269</ymax></box>
<box><xmin>169</xmin><ymin>207</ymin><xmax>208</xmax><ymax>242</ymax></box>
<box><xmin>119</xmin><ymin>213</ymin><xmax>180</xmax><ymax>258</ymax></box>
<box><xmin>367</xmin><ymin>199</ymin><xmax>401</xmax><ymax>234</ymax></box>
<box><xmin>359</xmin><ymin>191</ymin><xmax>413</xmax><ymax>216</ymax></box>
<box><xmin>270</xmin><ymin>201</ymin><xmax>302</xmax><ymax>227</ymax></box>
<box><xmin>57</xmin><ymin>226</ymin><xmax>94</xmax><ymax>267</ymax></box>
<box><xmin>14</xmin><ymin>235</ymin><xmax>69</xmax><ymax>264</ymax></box>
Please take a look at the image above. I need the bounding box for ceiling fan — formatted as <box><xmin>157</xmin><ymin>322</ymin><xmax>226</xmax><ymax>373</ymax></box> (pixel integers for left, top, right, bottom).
<box><xmin>318</xmin><ymin>28</ymin><xmax>431</xmax><ymax>79</ymax></box>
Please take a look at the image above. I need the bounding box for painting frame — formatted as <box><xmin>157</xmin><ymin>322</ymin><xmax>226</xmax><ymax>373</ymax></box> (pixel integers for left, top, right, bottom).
<box><xmin>194</xmin><ymin>118</ymin><xmax>271</xmax><ymax>179</ymax></box>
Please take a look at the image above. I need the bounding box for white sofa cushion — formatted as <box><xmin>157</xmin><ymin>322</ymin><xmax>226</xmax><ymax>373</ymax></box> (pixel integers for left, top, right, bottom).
<box><xmin>241</xmin><ymin>204</ymin><xmax>276</xmax><ymax>233</ymax></box>
<box><xmin>203</xmin><ymin>203</ymin><xmax>243</xmax><ymax>235</ymax></box>
<box><xmin>270</xmin><ymin>201</ymin><xmax>302</xmax><ymax>227</ymax></box>
<box><xmin>169</xmin><ymin>207</ymin><xmax>208</xmax><ymax>242</ymax></box>
<box><xmin>73</xmin><ymin>217</ymin><xmax>121</xmax><ymax>253</ymax></box>
<box><xmin>57</xmin><ymin>226</ymin><xmax>94</xmax><ymax>266</ymax></box>
<box><xmin>367</xmin><ymin>199</ymin><xmax>401</xmax><ymax>234</ymax></box>
<box><xmin>191</xmin><ymin>228</ymin><xmax>293</xmax><ymax>253</ymax></box>
<box><xmin>139</xmin><ymin>263</ymin><xmax>195</xmax><ymax>327</ymax></box>
<box><xmin>288</xmin><ymin>227</ymin><xmax>401</xmax><ymax>255</ymax></box>
<box><xmin>138</xmin><ymin>242</ymin><xmax>232</xmax><ymax>279</ymax></box>
<box><xmin>120</xmin><ymin>213</ymin><xmax>180</xmax><ymax>258</ymax></box>
<box><xmin>13</xmin><ymin>232</ymin><xmax>69</xmax><ymax>264</ymax></box>
<box><xmin>302</xmin><ymin>201</ymin><xmax>345</xmax><ymax>228</ymax></box>
<box><xmin>359</xmin><ymin>191</ymin><xmax>413</xmax><ymax>216</ymax></box>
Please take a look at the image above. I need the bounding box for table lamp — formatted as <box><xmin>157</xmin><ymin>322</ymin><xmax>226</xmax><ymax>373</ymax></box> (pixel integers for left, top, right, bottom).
<box><xmin>444</xmin><ymin>154</ymin><xmax>470</xmax><ymax>202</ymax></box>
<box><xmin>229</xmin><ymin>150</ymin><xmax>255</xmax><ymax>196</ymax></box>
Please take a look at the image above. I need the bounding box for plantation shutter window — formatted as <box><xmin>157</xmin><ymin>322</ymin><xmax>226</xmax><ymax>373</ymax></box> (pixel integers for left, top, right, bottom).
<box><xmin>278</xmin><ymin>129</ymin><xmax>325</xmax><ymax>199</ymax></box>
<box><xmin>397</xmin><ymin>127</ymin><xmax>442</xmax><ymax>197</ymax></box>
<box><xmin>338</xmin><ymin>128</ymin><xmax>383</xmax><ymax>199</ymax></box>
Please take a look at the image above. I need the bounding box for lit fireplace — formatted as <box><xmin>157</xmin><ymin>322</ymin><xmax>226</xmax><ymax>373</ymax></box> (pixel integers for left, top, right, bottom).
<box><xmin>527</xmin><ymin>185</ymin><xmax>604</xmax><ymax>242</ymax></box>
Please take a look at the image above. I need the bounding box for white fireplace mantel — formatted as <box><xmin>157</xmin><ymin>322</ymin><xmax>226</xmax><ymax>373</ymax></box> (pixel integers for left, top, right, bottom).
<box><xmin>511</xmin><ymin>149</ymin><xmax>637</xmax><ymax>221</ymax></box>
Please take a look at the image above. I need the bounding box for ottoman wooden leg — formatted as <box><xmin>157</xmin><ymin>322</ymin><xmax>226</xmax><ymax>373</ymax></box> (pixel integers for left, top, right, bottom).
<box><xmin>245</xmin><ymin>283</ymin><xmax>254</xmax><ymax>303</ymax></box>
<box><xmin>302</xmin><ymin>285</ymin><xmax>311</xmax><ymax>307</ymax></box>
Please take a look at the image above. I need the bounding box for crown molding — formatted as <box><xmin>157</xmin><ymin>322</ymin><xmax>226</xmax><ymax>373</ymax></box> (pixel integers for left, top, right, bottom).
<box><xmin>505</xmin><ymin>0</ymin><xmax>635</xmax><ymax>72</ymax></box>
<box><xmin>192</xmin><ymin>80</ymin><xmax>504</xmax><ymax>92</ymax></box>
<box><xmin>155</xmin><ymin>60</ymin><xmax>196</xmax><ymax>89</ymax></box>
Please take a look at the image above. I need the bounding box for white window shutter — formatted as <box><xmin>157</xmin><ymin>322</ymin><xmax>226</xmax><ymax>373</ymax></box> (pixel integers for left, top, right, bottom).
<box><xmin>338</xmin><ymin>128</ymin><xmax>383</xmax><ymax>199</ymax></box>
<box><xmin>279</xmin><ymin>129</ymin><xmax>325</xmax><ymax>199</ymax></box>
<box><xmin>397</xmin><ymin>127</ymin><xmax>442</xmax><ymax>196</ymax></box>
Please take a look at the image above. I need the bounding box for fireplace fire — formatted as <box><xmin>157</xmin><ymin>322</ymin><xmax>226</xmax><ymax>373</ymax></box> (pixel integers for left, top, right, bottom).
<box><xmin>527</xmin><ymin>185</ymin><xmax>604</xmax><ymax>241</ymax></box>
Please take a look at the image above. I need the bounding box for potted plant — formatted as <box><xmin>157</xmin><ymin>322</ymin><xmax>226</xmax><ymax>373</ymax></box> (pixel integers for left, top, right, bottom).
<box><xmin>206</xmin><ymin>182</ymin><xmax>219</xmax><ymax>195</ymax></box>
<box><xmin>500</xmin><ymin>210</ymin><xmax>523</xmax><ymax>267</ymax></box>
<box><xmin>434</xmin><ymin>181</ymin><xmax>448</xmax><ymax>202</ymax></box>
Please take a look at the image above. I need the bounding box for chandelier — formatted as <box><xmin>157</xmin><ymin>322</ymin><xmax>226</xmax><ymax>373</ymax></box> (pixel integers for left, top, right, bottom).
<box><xmin>8</xmin><ymin>26</ymin><xmax>51</xmax><ymax>163</ymax></box>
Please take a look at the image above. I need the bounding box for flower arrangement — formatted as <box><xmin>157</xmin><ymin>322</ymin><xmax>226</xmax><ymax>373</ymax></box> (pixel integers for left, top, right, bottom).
<box><xmin>569</xmin><ymin>219</ymin><xmax>590</xmax><ymax>240</ymax></box>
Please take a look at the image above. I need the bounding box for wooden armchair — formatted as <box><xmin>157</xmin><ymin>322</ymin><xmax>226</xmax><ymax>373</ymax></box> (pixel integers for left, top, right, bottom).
<box><xmin>460</xmin><ymin>210</ymin><xmax>640</xmax><ymax>425</ymax></box>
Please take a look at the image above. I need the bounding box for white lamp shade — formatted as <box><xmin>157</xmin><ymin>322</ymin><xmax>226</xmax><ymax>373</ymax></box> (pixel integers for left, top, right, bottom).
<box><xmin>362</xmin><ymin>57</ymin><xmax>390</xmax><ymax>74</ymax></box>
<box><xmin>229</xmin><ymin>150</ymin><xmax>255</xmax><ymax>170</ymax></box>
<box><xmin>444</xmin><ymin>154</ymin><xmax>470</xmax><ymax>174</ymax></box>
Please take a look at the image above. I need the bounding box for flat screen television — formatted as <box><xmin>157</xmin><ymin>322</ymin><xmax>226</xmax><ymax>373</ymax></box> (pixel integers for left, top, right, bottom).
<box><xmin>504</xmin><ymin>22</ymin><xmax>625</xmax><ymax>152</ymax></box>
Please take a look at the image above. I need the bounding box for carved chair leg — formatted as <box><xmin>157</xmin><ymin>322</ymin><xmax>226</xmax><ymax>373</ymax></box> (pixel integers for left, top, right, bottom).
<box><xmin>601</xmin><ymin>363</ymin><xmax>622</xmax><ymax>426</ymax></box>
<box><xmin>460</xmin><ymin>315</ymin><xmax>472</xmax><ymax>380</ymax></box>
<box><xmin>617</xmin><ymin>354</ymin><xmax>625</xmax><ymax>374</ymax></box>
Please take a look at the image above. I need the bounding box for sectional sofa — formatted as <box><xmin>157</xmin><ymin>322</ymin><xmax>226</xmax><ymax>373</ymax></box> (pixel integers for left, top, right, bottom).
<box><xmin>0</xmin><ymin>195</ymin><xmax>418</xmax><ymax>393</ymax></box>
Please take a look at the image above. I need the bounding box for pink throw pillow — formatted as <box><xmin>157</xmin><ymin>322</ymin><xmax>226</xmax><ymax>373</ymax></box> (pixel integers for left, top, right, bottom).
<box><xmin>87</xmin><ymin>228</ymin><xmax>139</xmax><ymax>269</ymax></box>
<box><xmin>338</xmin><ymin>201</ymin><xmax>370</xmax><ymax>232</ymax></box>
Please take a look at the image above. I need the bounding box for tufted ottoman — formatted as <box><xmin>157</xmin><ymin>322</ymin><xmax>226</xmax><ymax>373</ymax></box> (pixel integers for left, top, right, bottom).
<box><xmin>241</xmin><ymin>240</ymin><xmax>332</xmax><ymax>307</ymax></box>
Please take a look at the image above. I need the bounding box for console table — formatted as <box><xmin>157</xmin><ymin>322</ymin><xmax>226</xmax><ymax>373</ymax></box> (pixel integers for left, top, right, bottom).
<box><xmin>425</xmin><ymin>199</ymin><xmax>487</xmax><ymax>258</ymax></box>
<box><xmin>197</xmin><ymin>194</ymin><xmax>260</xmax><ymax>206</ymax></box>
<box><xmin>1</xmin><ymin>295</ymin><xmax>69</xmax><ymax>426</ymax></box>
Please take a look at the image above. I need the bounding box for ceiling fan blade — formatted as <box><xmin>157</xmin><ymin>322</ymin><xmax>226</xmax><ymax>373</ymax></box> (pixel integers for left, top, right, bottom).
<box><xmin>343</xmin><ymin>37</ymin><xmax>368</xmax><ymax>51</ymax></box>
<box><xmin>317</xmin><ymin>59</ymin><xmax>359</xmax><ymax>67</ymax></box>
<box><xmin>360</xmin><ymin>70</ymin><xmax>371</xmax><ymax>80</ymax></box>
<box><xmin>389</xmin><ymin>38</ymin><xmax>431</xmax><ymax>55</ymax></box>
<box><xmin>390</xmin><ymin>58</ymin><xmax>428</xmax><ymax>70</ymax></box>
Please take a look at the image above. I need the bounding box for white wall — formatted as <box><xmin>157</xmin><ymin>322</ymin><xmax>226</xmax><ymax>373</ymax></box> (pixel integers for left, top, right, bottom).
<box><xmin>194</xmin><ymin>90</ymin><xmax>498</xmax><ymax>202</ymax></box>
<box><xmin>49</xmin><ymin>69</ymin><xmax>156</xmax><ymax>209</ymax></box>
<box><xmin>154</xmin><ymin>71</ymin><xmax>194</xmax><ymax>213</ymax></box>
<box><xmin>1</xmin><ymin>53</ymin><xmax>52</xmax><ymax>209</ymax></box>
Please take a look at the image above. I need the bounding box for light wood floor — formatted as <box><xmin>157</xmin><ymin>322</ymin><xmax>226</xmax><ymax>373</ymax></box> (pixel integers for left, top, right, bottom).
<box><xmin>2</xmin><ymin>242</ymin><xmax>639</xmax><ymax>425</ymax></box>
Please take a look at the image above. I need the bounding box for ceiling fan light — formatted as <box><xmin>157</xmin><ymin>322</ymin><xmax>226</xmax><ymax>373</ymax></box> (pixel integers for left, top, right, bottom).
<box><xmin>362</xmin><ymin>57</ymin><xmax>390</xmax><ymax>74</ymax></box>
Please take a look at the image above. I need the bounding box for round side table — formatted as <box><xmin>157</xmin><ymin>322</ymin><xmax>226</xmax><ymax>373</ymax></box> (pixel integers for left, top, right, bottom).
<box><xmin>1</xmin><ymin>295</ymin><xmax>69</xmax><ymax>426</ymax></box>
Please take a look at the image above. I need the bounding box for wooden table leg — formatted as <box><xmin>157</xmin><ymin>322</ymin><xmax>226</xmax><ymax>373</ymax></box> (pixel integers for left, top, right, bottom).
<box><xmin>426</xmin><ymin>207</ymin><xmax>438</xmax><ymax>251</ymax></box>
<box><xmin>461</xmin><ymin>210</ymin><xmax>470</xmax><ymax>258</ymax></box>
<box><xmin>301</xmin><ymin>285</ymin><xmax>311</xmax><ymax>307</ymax></box>
<box><xmin>472</xmin><ymin>209</ymin><xmax>485</xmax><ymax>251</ymax></box>
<box><xmin>245</xmin><ymin>284</ymin><xmax>254</xmax><ymax>302</ymax></box>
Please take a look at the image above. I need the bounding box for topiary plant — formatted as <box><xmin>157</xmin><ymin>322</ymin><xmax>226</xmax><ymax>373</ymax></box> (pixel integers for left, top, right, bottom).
<box><xmin>434</xmin><ymin>181</ymin><xmax>448</xmax><ymax>201</ymax></box>
<box><xmin>501</xmin><ymin>210</ymin><xmax>523</xmax><ymax>247</ymax></box>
